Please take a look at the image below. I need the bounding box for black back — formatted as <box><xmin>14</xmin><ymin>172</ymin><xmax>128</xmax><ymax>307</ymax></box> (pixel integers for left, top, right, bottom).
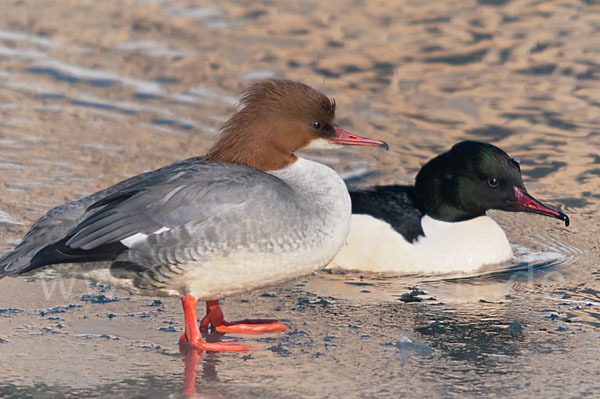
<box><xmin>349</xmin><ymin>185</ymin><xmax>424</xmax><ymax>242</ymax></box>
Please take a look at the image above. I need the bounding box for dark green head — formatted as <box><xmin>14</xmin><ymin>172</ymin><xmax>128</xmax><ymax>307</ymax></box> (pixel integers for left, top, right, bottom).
<box><xmin>415</xmin><ymin>141</ymin><xmax>569</xmax><ymax>225</ymax></box>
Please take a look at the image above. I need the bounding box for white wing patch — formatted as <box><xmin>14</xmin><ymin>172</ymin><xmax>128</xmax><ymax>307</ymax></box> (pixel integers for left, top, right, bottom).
<box><xmin>120</xmin><ymin>227</ymin><xmax>171</xmax><ymax>248</ymax></box>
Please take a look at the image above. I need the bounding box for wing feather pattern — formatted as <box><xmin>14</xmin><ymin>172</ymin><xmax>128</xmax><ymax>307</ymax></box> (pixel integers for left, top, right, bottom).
<box><xmin>1</xmin><ymin>158</ymin><xmax>297</xmax><ymax>276</ymax></box>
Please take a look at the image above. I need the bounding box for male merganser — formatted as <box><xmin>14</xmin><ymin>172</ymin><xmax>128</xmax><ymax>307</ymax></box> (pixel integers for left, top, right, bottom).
<box><xmin>330</xmin><ymin>141</ymin><xmax>569</xmax><ymax>274</ymax></box>
<box><xmin>0</xmin><ymin>79</ymin><xmax>388</xmax><ymax>351</ymax></box>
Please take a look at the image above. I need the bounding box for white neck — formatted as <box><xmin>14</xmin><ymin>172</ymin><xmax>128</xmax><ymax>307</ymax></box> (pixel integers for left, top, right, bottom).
<box><xmin>269</xmin><ymin>156</ymin><xmax>352</xmax><ymax>259</ymax></box>
<box><xmin>329</xmin><ymin>214</ymin><xmax>513</xmax><ymax>274</ymax></box>
<box><xmin>268</xmin><ymin>157</ymin><xmax>350</xmax><ymax>214</ymax></box>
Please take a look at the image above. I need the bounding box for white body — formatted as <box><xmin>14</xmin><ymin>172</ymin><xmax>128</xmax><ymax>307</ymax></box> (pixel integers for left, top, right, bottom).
<box><xmin>329</xmin><ymin>214</ymin><xmax>513</xmax><ymax>274</ymax></box>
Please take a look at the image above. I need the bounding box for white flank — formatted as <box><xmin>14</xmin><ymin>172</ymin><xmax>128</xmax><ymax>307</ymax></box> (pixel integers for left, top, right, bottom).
<box><xmin>329</xmin><ymin>214</ymin><xmax>513</xmax><ymax>274</ymax></box>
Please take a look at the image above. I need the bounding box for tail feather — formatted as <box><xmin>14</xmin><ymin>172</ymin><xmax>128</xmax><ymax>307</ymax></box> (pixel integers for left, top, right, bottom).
<box><xmin>0</xmin><ymin>156</ymin><xmax>205</xmax><ymax>277</ymax></box>
<box><xmin>0</xmin><ymin>191</ymin><xmax>100</xmax><ymax>277</ymax></box>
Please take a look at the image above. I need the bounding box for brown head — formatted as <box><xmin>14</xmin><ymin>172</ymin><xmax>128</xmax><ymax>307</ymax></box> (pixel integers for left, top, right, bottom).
<box><xmin>206</xmin><ymin>79</ymin><xmax>388</xmax><ymax>171</ymax></box>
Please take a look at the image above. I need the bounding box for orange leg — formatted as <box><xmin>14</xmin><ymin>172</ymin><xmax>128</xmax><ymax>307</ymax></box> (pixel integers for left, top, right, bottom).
<box><xmin>199</xmin><ymin>299</ymin><xmax>288</xmax><ymax>335</ymax></box>
<box><xmin>178</xmin><ymin>295</ymin><xmax>251</xmax><ymax>352</ymax></box>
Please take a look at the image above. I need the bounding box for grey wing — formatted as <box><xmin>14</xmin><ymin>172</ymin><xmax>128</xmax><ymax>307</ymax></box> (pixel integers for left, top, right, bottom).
<box><xmin>124</xmin><ymin>177</ymin><xmax>303</xmax><ymax>271</ymax></box>
<box><xmin>3</xmin><ymin>161</ymin><xmax>297</xmax><ymax>276</ymax></box>
<box><xmin>66</xmin><ymin>162</ymin><xmax>295</xmax><ymax>249</ymax></box>
<box><xmin>0</xmin><ymin>156</ymin><xmax>204</xmax><ymax>275</ymax></box>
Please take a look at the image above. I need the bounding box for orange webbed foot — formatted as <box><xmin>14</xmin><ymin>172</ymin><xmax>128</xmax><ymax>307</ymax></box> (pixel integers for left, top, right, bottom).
<box><xmin>180</xmin><ymin>295</ymin><xmax>255</xmax><ymax>352</ymax></box>
<box><xmin>201</xmin><ymin>300</ymin><xmax>288</xmax><ymax>335</ymax></box>
<box><xmin>214</xmin><ymin>320</ymin><xmax>288</xmax><ymax>335</ymax></box>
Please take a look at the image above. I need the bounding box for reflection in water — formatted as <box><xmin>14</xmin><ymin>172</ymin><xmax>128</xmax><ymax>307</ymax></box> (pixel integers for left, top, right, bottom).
<box><xmin>0</xmin><ymin>0</ymin><xmax>600</xmax><ymax>397</ymax></box>
<box><xmin>180</xmin><ymin>345</ymin><xmax>204</xmax><ymax>398</ymax></box>
<box><xmin>179</xmin><ymin>329</ymin><xmax>245</xmax><ymax>398</ymax></box>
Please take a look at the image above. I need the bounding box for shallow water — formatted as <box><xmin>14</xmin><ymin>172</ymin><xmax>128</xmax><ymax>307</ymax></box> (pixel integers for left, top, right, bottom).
<box><xmin>0</xmin><ymin>0</ymin><xmax>599</xmax><ymax>397</ymax></box>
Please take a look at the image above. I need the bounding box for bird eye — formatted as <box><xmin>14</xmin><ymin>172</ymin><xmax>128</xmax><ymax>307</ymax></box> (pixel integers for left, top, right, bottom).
<box><xmin>488</xmin><ymin>177</ymin><xmax>498</xmax><ymax>188</ymax></box>
<box><xmin>312</xmin><ymin>121</ymin><xmax>321</xmax><ymax>129</ymax></box>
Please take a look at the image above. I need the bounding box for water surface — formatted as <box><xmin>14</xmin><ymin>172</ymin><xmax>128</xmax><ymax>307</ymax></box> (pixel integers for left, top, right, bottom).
<box><xmin>0</xmin><ymin>0</ymin><xmax>599</xmax><ymax>398</ymax></box>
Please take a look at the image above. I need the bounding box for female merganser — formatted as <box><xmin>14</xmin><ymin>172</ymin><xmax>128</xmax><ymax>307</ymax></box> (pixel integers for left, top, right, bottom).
<box><xmin>330</xmin><ymin>141</ymin><xmax>569</xmax><ymax>274</ymax></box>
<box><xmin>0</xmin><ymin>79</ymin><xmax>388</xmax><ymax>351</ymax></box>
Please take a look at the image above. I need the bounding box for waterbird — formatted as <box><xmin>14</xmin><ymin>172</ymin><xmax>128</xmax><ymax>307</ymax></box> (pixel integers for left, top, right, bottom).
<box><xmin>0</xmin><ymin>79</ymin><xmax>388</xmax><ymax>351</ymax></box>
<box><xmin>330</xmin><ymin>141</ymin><xmax>569</xmax><ymax>273</ymax></box>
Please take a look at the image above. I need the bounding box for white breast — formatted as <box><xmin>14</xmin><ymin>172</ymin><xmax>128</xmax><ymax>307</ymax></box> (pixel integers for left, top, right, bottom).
<box><xmin>329</xmin><ymin>214</ymin><xmax>513</xmax><ymax>274</ymax></box>
<box><xmin>183</xmin><ymin>157</ymin><xmax>352</xmax><ymax>300</ymax></box>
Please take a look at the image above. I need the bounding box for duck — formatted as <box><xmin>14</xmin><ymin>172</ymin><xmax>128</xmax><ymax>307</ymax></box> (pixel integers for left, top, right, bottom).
<box><xmin>330</xmin><ymin>141</ymin><xmax>569</xmax><ymax>274</ymax></box>
<box><xmin>0</xmin><ymin>79</ymin><xmax>388</xmax><ymax>351</ymax></box>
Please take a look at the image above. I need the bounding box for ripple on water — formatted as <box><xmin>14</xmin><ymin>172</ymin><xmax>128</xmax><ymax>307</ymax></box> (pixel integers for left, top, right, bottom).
<box><xmin>0</xmin><ymin>211</ymin><xmax>22</xmax><ymax>226</ymax></box>
<box><xmin>0</xmin><ymin>0</ymin><xmax>599</xmax><ymax>397</ymax></box>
